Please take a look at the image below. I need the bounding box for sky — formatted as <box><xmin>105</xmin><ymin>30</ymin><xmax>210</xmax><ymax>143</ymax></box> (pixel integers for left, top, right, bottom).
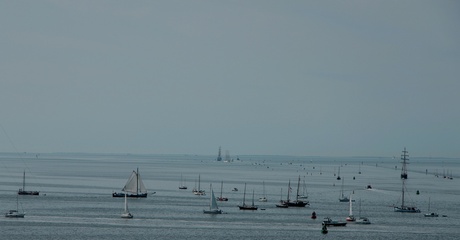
<box><xmin>0</xmin><ymin>0</ymin><xmax>459</xmax><ymax>157</ymax></box>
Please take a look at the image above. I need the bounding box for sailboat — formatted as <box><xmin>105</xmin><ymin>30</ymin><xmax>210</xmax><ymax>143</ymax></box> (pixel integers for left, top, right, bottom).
<box><xmin>258</xmin><ymin>181</ymin><xmax>267</xmax><ymax>202</ymax></box>
<box><xmin>298</xmin><ymin>178</ymin><xmax>308</xmax><ymax>199</ymax></box>
<box><xmin>238</xmin><ymin>183</ymin><xmax>258</xmax><ymax>210</ymax></box>
<box><xmin>113</xmin><ymin>168</ymin><xmax>148</xmax><ymax>198</ymax></box>
<box><xmin>283</xmin><ymin>176</ymin><xmax>308</xmax><ymax>207</ymax></box>
<box><xmin>120</xmin><ymin>194</ymin><xmax>133</xmax><ymax>218</ymax></box>
<box><xmin>424</xmin><ymin>197</ymin><xmax>438</xmax><ymax>217</ymax></box>
<box><xmin>345</xmin><ymin>194</ymin><xmax>356</xmax><ymax>222</ymax></box>
<box><xmin>18</xmin><ymin>170</ymin><xmax>39</xmax><ymax>195</ymax></box>
<box><xmin>216</xmin><ymin>146</ymin><xmax>222</xmax><ymax>161</ymax></box>
<box><xmin>5</xmin><ymin>194</ymin><xmax>25</xmax><ymax>218</ymax></box>
<box><xmin>339</xmin><ymin>178</ymin><xmax>354</xmax><ymax>202</ymax></box>
<box><xmin>192</xmin><ymin>174</ymin><xmax>205</xmax><ymax>195</ymax></box>
<box><xmin>355</xmin><ymin>199</ymin><xmax>371</xmax><ymax>224</ymax></box>
<box><xmin>179</xmin><ymin>174</ymin><xmax>187</xmax><ymax>190</ymax></box>
<box><xmin>394</xmin><ymin>148</ymin><xmax>420</xmax><ymax>213</ymax></box>
<box><xmin>216</xmin><ymin>181</ymin><xmax>228</xmax><ymax>201</ymax></box>
<box><xmin>204</xmin><ymin>184</ymin><xmax>223</xmax><ymax>214</ymax></box>
<box><xmin>276</xmin><ymin>188</ymin><xmax>288</xmax><ymax>208</ymax></box>
<box><xmin>337</xmin><ymin>167</ymin><xmax>341</xmax><ymax>180</ymax></box>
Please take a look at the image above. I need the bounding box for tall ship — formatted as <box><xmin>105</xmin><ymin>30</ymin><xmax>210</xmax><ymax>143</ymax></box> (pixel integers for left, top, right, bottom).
<box><xmin>283</xmin><ymin>176</ymin><xmax>309</xmax><ymax>207</ymax></box>
<box><xmin>216</xmin><ymin>146</ymin><xmax>222</xmax><ymax>161</ymax></box>
<box><xmin>394</xmin><ymin>148</ymin><xmax>420</xmax><ymax>213</ymax></box>
<box><xmin>113</xmin><ymin>168</ymin><xmax>148</xmax><ymax>198</ymax></box>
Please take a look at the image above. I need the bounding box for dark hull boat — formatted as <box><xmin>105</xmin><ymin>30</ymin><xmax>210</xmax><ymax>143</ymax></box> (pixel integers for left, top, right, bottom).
<box><xmin>113</xmin><ymin>168</ymin><xmax>148</xmax><ymax>198</ymax></box>
<box><xmin>394</xmin><ymin>148</ymin><xmax>420</xmax><ymax>213</ymax></box>
<box><xmin>112</xmin><ymin>192</ymin><xmax>148</xmax><ymax>198</ymax></box>
<box><xmin>18</xmin><ymin>171</ymin><xmax>39</xmax><ymax>196</ymax></box>
<box><xmin>238</xmin><ymin>183</ymin><xmax>258</xmax><ymax>210</ymax></box>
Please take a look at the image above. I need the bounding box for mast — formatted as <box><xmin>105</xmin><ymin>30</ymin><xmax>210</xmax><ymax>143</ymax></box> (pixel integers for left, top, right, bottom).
<box><xmin>401</xmin><ymin>148</ymin><xmax>409</xmax><ymax>179</ymax></box>
<box><xmin>400</xmin><ymin>148</ymin><xmax>408</xmax><ymax>208</ymax></box>
<box><xmin>22</xmin><ymin>170</ymin><xmax>26</xmax><ymax>191</ymax></box>
<box><xmin>287</xmin><ymin>180</ymin><xmax>291</xmax><ymax>202</ymax></box>
<box><xmin>243</xmin><ymin>183</ymin><xmax>247</xmax><ymax>205</ymax></box>
<box><xmin>296</xmin><ymin>176</ymin><xmax>301</xmax><ymax>201</ymax></box>
<box><xmin>252</xmin><ymin>189</ymin><xmax>255</xmax><ymax>206</ymax></box>
<box><xmin>217</xmin><ymin>146</ymin><xmax>222</xmax><ymax>161</ymax></box>
<box><xmin>136</xmin><ymin>168</ymin><xmax>139</xmax><ymax>195</ymax></box>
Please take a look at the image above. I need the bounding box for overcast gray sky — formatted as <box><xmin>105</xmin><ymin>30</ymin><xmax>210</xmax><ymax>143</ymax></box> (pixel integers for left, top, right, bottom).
<box><xmin>1</xmin><ymin>1</ymin><xmax>459</xmax><ymax>157</ymax></box>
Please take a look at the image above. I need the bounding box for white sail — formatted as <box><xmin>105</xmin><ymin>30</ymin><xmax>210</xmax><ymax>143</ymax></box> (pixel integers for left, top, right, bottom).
<box><xmin>122</xmin><ymin>170</ymin><xmax>147</xmax><ymax>194</ymax></box>
<box><xmin>210</xmin><ymin>190</ymin><xmax>219</xmax><ymax>211</ymax></box>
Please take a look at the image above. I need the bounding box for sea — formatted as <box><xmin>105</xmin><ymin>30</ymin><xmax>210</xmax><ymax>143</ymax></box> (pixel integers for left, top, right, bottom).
<box><xmin>0</xmin><ymin>152</ymin><xmax>459</xmax><ymax>240</ymax></box>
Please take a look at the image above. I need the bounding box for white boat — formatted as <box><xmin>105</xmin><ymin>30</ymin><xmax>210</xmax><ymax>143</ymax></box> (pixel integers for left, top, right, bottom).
<box><xmin>204</xmin><ymin>184</ymin><xmax>222</xmax><ymax>214</ymax></box>
<box><xmin>5</xmin><ymin>195</ymin><xmax>25</xmax><ymax>218</ymax></box>
<box><xmin>18</xmin><ymin>170</ymin><xmax>39</xmax><ymax>195</ymax></box>
<box><xmin>113</xmin><ymin>168</ymin><xmax>148</xmax><ymax>198</ymax></box>
<box><xmin>345</xmin><ymin>194</ymin><xmax>356</xmax><ymax>222</ymax></box>
<box><xmin>258</xmin><ymin>181</ymin><xmax>267</xmax><ymax>202</ymax></box>
<box><xmin>297</xmin><ymin>178</ymin><xmax>308</xmax><ymax>199</ymax></box>
<box><xmin>394</xmin><ymin>148</ymin><xmax>420</xmax><ymax>213</ymax></box>
<box><xmin>193</xmin><ymin>174</ymin><xmax>206</xmax><ymax>196</ymax></box>
<box><xmin>355</xmin><ymin>199</ymin><xmax>371</xmax><ymax>224</ymax></box>
<box><xmin>424</xmin><ymin>197</ymin><xmax>438</xmax><ymax>217</ymax></box>
<box><xmin>121</xmin><ymin>194</ymin><xmax>133</xmax><ymax>218</ymax></box>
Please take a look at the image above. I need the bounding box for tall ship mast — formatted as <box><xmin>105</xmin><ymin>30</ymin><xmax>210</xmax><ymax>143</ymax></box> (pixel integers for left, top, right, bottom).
<box><xmin>216</xmin><ymin>146</ymin><xmax>222</xmax><ymax>161</ymax></box>
<box><xmin>394</xmin><ymin>148</ymin><xmax>420</xmax><ymax>213</ymax></box>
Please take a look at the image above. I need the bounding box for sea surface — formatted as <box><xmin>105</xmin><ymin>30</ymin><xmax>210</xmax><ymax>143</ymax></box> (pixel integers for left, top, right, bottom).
<box><xmin>0</xmin><ymin>152</ymin><xmax>459</xmax><ymax>239</ymax></box>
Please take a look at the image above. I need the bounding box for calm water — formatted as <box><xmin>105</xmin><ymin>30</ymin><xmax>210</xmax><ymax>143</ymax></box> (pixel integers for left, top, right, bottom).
<box><xmin>0</xmin><ymin>152</ymin><xmax>459</xmax><ymax>239</ymax></box>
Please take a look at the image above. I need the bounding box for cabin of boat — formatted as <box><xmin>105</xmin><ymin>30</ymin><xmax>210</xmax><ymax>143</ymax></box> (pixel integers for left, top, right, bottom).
<box><xmin>322</xmin><ymin>217</ymin><xmax>347</xmax><ymax>226</ymax></box>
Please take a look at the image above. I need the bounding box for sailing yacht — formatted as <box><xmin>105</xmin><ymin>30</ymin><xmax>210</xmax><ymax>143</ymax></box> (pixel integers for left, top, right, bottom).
<box><xmin>283</xmin><ymin>176</ymin><xmax>308</xmax><ymax>207</ymax></box>
<box><xmin>355</xmin><ymin>199</ymin><xmax>371</xmax><ymax>224</ymax></box>
<box><xmin>204</xmin><ymin>184</ymin><xmax>223</xmax><ymax>214</ymax></box>
<box><xmin>297</xmin><ymin>178</ymin><xmax>308</xmax><ymax>199</ymax></box>
<box><xmin>18</xmin><ymin>170</ymin><xmax>39</xmax><ymax>195</ymax></box>
<box><xmin>113</xmin><ymin>168</ymin><xmax>148</xmax><ymax>198</ymax></box>
<box><xmin>216</xmin><ymin>181</ymin><xmax>228</xmax><ymax>201</ymax></box>
<box><xmin>179</xmin><ymin>174</ymin><xmax>187</xmax><ymax>190</ymax></box>
<box><xmin>120</xmin><ymin>194</ymin><xmax>133</xmax><ymax>218</ymax></box>
<box><xmin>258</xmin><ymin>181</ymin><xmax>267</xmax><ymax>202</ymax></box>
<box><xmin>424</xmin><ymin>197</ymin><xmax>438</xmax><ymax>217</ymax></box>
<box><xmin>192</xmin><ymin>174</ymin><xmax>206</xmax><ymax>196</ymax></box>
<box><xmin>238</xmin><ymin>183</ymin><xmax>258</xmax><ymax>210</ymax></box>
<box><xmin>345</xmin><ymin>194</ymin><xmax>356</xmax><ymax>222</ymax></box>
<box><xmin>339</xmin><ymin>178</ymin><xmax>354</xmax><ymax>202</ymax></box>
<box><xmin>5</xmin><ymin>195</ymin><xmax>25</xmax><ymax>218</ymax></box>
<box><xmin>276</xmin><ymin>188</ymin><xmax>288</xmax><ymax>208</ymax></box>
<box><xmin>394</xmin><ymin>148</ymin><xmax>420</xmax><ymax>213</ymax></box>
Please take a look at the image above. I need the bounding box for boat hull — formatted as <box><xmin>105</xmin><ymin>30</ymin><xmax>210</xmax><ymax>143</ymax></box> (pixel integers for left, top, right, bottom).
<box><xmin>284</xmin><ymin>200</ymin><xmax>309</xmax><ymax>207</ymax></box>
<box><xmin>394</xmin><ymin>206</ymin><xmax>420</xmax><ymax>213</ymax></box>
<box><xmin>203</xmin><ymin>209</ymin><xmax>222</xmax><ymax>214</ymax></box>
<box><xmin>18</xmin><ymin>190</ymin><xmax>39</xmax><ymax>196</ymax></box>
<box><xmin>238</xmin><ymin>205</ymin><xmax>258</xmax><ymax>210</ymax></box>
<box><xmin>113</xmin><ymin>192</ymin><xmax>148</xmax><ymax>198</ymax></box>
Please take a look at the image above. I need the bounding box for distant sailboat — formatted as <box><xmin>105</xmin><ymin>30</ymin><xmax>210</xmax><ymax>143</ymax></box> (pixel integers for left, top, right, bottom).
<box><xmin>276</xmin><ymin>188</ymin><xmax>288</xmax><ymax>208</ymax></box>
<box><xmin>193</xmin><ymin>174</ymin><xmax>206</xmax><ymax>196</ymax></box>
<box><xmin>216</xmin><ymin>181</ymin><xmax>228</xmax><ymax>201</ymax></box>
<box><xmin>258</xmin><ymin>181</ymin><xmax>267</xmax><ymax>202</ymax></box>
<box><xmin>424</xmin><ymin>197</ymin><xmax>438</xmax><ymax>217</ymax></box>
<box><xmin>355</xmin><ymin>199</ymin><xmax>371</xmax><ymax>224</ymax></box>
<box><xmin>345</xmin><ymin>194</ymin><xmax>356</xmax><ymax>222</ymax></box>
<box><xmin>216</xmin><ymin>146</ymin><xmax>222</xmax><ymax>161</ymax></box>
<box><xmin>298</xmin><ymin>178</ymin><xmax>308</xmax><ymax>199</ymax></box>
<box><xmin>18</xmin><ymin>170</ymin><xmax>39</xmax><ymax>196</ymax></box>
<box><xmin>394</xmin><ymin>148</ymin><xmax>420</xmax><ymax>213</ymax></box>
<box><xmin>204</xmin><ymin>184</ymin><xmax>223</xmax><ymax>214</ymax></box>
<box><xmin>179</xmin><ymin>174</ymin><xmax>187</xmax><ymax>190</ymax></box>
<box><xmin>283</xmin><ymin>176</ymin><xmax>308</xmax><ymax>207</ymax></box>
<box><xmin>5</xmin><ymin>194</ymin><xmax>25</xmax><ymax>218</ymax></box>
<box><xmin>337</xmin><ymin>167</ymin><xmax>341</xmax><ymax>180</ymax></box>
<box><xmin>113</xmin><ymin>168</ymin><xmax>148</xmax><ymax>198</ymax></box>
<box><xmin>120</xmin><ymin>194</ymin><xmax>133</xmax><ymax>218</ymax></box>
<box><xmin>339</xmin><ymin>178</ymin><xmax>354</xmax><ymax>202</ymax></box>
<box><xmin>238</xmin><ymin>183</ymin><xmax>258</xmax><ymax>210</ymax></box>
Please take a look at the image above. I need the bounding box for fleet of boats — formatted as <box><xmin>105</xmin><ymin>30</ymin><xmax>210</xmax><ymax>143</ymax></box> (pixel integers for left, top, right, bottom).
<box><xmin>5</xmin><ymin>147</ymin><xmax>447</xmax><ymax>227</ymax></box>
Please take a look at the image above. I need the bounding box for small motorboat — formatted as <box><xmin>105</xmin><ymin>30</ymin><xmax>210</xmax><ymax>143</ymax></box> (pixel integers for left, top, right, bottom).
<box><xmin>322</xmin><ymin>217</ymin><xmax>347</xmax><ymax>226</ymax></box>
